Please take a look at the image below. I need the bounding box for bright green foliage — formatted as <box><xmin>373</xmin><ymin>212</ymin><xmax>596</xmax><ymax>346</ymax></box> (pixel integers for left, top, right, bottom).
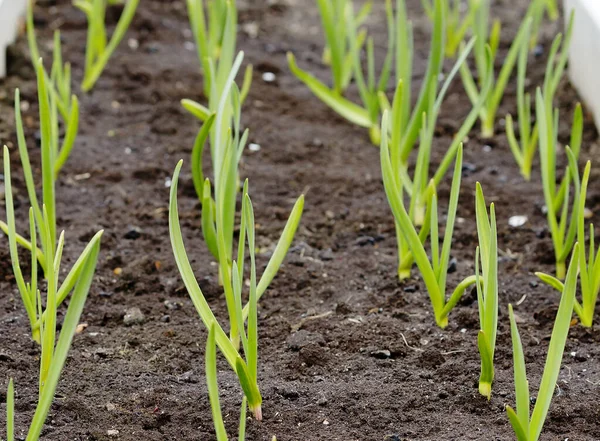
<box><xmin>0</xmin><ymin>61</ymin><xmax>102</xmax><ymax>343</ymax></box>
<box><xmin>205</xmin><ymin>324</ymin><xmax>249</xmax><ymax>440</ymax></box>
<box><xmin>506</xmin><ymin>13</ymin><xmax>574</xmax><ymax>181</ymax></box>
<box><xmin>169</xmin><ymin>161</ymin><xmax>304</xmax><ymax>419</ymax></box>
<box><xmin>506</xmin><ymin>246</ymin><xmax>578</xmax><ymax>441</ymax></box>
<box><xmin>537</xmin><ymin>88</ymin><xmax>582</xmax><ymax>280</ymax></box>
<box><xmin>537</xmin><ymin>158</ymin><xmax>600</xmax><ymax>328</ymax></box>
<box><xmin>290</xmin><ymin>0</ymin><xmax>467</xmax><ymax>146</ymax></box>
<box><xmin>317</xmin><ymin>0</ymin><xmax>372</xmax><ymax>94</ymax></box>
<box><xmin>380</xmin><ymin>40</ymin><xmax>490</xmax><ymax>278</ymax></box>
<box><xmin>460</xmin><ymin>0</ymin><xmax>550</xmax><ymax>137</ymax></box>
<box><xmin>26</xmin><ymin>4</ymin><xmax>80</xmax><ymax>177</ymax></box>
<box><xmin>530</xmin><ymin>0</ymin><xmax>559</xmax><ymax>48</ymax></box>
<box><xmin>474</xmin><ymin>183</ymin><xmax>498</xmax><ymax>399</ymax></box>
<box><xmin>182</xmin><ymin>53</ymin><xmax>252</xmax><ymax>278</ymax></box>
<box><xmin>381</xmin><ymin>113</ymin><xmax>476</xmax><ymax>327</ymax></box>
<box><xmin>27</xmin><ymin>2</ymin><xmax>78</xmax><ymax>130</ymax></box>
<box><xmin>2</xmin><ymin>147</ymin><xmax>101</xmax><ymax>439</ymax></box>
<box><xmin>288</xmin><ymin>0</ymin><xmax>398</xmax><ymax>144</ymax></box>
<box><xmin>185</xmin><ymin>0</ymin><xmax>253</xmax><ymax>100</ymax></box>
<box><xmin>74</xmin><ymin>0</ymin><xmax>140</xmax><ymax>91</ymax></box>
<box><xmin>420</xmin><ymin>0</ymin><xmax>481</xmax><ymax>57</ymax></box>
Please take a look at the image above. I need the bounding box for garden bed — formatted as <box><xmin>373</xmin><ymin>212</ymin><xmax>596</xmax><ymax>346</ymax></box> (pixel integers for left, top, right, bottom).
<box><xmin>1</xmin><ymin>0</ymin><xmax>599</xmax><ymax>440</ymax></box>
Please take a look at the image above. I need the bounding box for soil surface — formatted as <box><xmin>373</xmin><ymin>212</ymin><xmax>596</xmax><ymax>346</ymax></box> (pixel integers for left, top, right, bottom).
<box><xmin>1</xmin><ymin>0</ymin><xmax>599</xmax><ymax>440</ymax></box>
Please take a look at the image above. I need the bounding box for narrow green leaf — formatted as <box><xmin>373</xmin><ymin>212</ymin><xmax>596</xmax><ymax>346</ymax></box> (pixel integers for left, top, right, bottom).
<box><xmin>287</xmin><ymin>52</ymin><xmax>372</xmax><ymax>128</ymax></box>
<box><xmin>206</xmin><ymin>324</ymin><xmax>228</xmax><ymax>441</ymax></box>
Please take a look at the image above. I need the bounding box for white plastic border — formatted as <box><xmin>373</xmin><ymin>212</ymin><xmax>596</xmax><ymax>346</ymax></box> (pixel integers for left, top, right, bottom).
<box><xmin>0</xmin><ymin>0</ymin><xmax>27</xmax><ymax>77</ymax></box>
<box><xmin>564</xmin><ymin>0</ymin><xmax>600</xmax><ymax>130</ymax></box>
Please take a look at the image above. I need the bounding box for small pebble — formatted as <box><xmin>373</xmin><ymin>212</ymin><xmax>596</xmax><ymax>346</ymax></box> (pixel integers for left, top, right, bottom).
<box><xmin>370</xmin><ymin>349</ymin><xmax>391</xmax><ymax>359</ymax></box>
<box><xmin>106</xmin><ymin>403</ymin><xmax>116</xmax><ymax>411</ymax></box>
<box><xmin>160</xmin><ymin>315</ymin><xmax>171</xmax><ymax>323</ymax></box>
<box><xmin>128</xmin><ymin>38</ymin><xmax>139</xmax><ymax>50</ymax></box>
<box><xmin>164</xmin><ymin>299</ymin><xmax>182</xmax><ymax>310</ymax></box>
<box><xmin>262</xmin><ymin>72</ymin><xmax>276</xmax><ymax>82</ymax></box>
<box><xmin>124</xmin><ymin>227</ymin><xmax>142</xmax><ymax>240</ymax></box>
<box><xmin>509</xmin><ymin>215</ymin><xmax>528</xmax><ymax>227</ymax></box>
<box><xmin>123</xmin><ymin>307</ymin><xmax>145</xmax><ymax>326</ymax></box>
<box><xmin>403</xmin><ymin>285</ymin><xmax>417</xmax><ymax>293</ymax></box>
<box><xmin>184</xmin><ymin>41</ymin><xmax>195</xmax><ymax>51</ymax></box>
<box><xmin>164</xmin><ymin>177</ymin><xmax>172</xmax><ymax>188</ymax></box>
<box><xmin>447</xmin><ymin>257</ymin><xmax>457</xmax><ymax>273</ymax></box>
<box><xmin>107</xmin><ymin>429</ymin><xmax>119</xmax><ymax>437</ymax></box>
<box><xmin>249</xmin><ymin>143</ymin><xmax>261</xmax><ymax>152</ymax></box>
<box><xmin>483</xmin><ymin>144</ymin><xmax>492</xmax><ymax>153</ymax></box>
<box><xmin>355</xmin><ymin>236</ymin><xmax>375</xmax><ymax>247</ymax></box>
<box><xmin>584</xmin><ymin>207</ymin><xmax>593</xmax><ymax>219</ymax></box>
<box><xmin>533</xmin><ymin>44</ymin><xmax>544</xmax><ymax>57</ymax></box>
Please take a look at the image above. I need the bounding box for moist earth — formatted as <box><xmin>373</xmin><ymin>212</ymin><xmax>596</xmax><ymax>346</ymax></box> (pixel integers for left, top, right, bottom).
<box><xmin>0</xmin><ymin>0</ymin><xmax>599</xmax><ymax>440</ymax></box>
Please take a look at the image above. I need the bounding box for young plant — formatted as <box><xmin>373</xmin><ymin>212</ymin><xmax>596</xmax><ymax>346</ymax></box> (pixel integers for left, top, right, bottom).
<box><xmin>380</xmin><ymin>113</ymin><xmax>477</xmax><ymax>327</ymax></box>
<box><xmin>3</xmin><ymin>220</ymin><xmax>100</xmax><ymax>441</ymax></box>
<box><xmin>185</xmin><ymin>0</ymin><xmax>253</xmax><ymax>100</ymax></box>
<box><xmin>169</xmin><ymin>160</ymin><xmax>304</xmax><ymax>418</ymax></box>
<box><xmin>420</xmin><ymin>0</ymin><xmax>481</xmax><ymax>58</ymax></box>
<box><xmin>474</xmin><ymin>183</ymin><xmax>498</xmax><ymax>400</ymax></box>
<box><xmin>506</xmin><ymin>246</ymin><xmax>578</xmax><ymax>441</ymax></box>
<box><xmin>74</xmin><ymin>0</ymin><xmax>140</xmax><ymax>91</ymax></box>
<box><xmin>537</xmin><ymin>157</ymin><xmax>600</xmax><ymax>328</ymax></box>
<box><xmin>317</xmin><ymin>0</ymin><xmax>372</xmax><ymax>94</ymax></box>
<box><xmin>460</xmin><ymin>0</ymin><xmax>550</xmax><ymax>137</ymax></box>
<box><xmin>506</xmin><ymin>13</ymin><xmax>574</xmax><ymax>181</ymax></box>
<box><xmin>27</xmin><ymin>2</ymin><xmax>78</xmax><ymax>125</ymax></box>
<box><xmin>288</xmin><ymin>0</ymin><xmax>398</xmax><ymax>144</ymax></box>
<box><xmin>537</xmin><ymin>89</ymin><xmax>582</xmax><ymax>279</ymax></box>
<box><xmin>27</xmin><ymin>3</ymin><xmax>80</xmax><ymax>176</ymax></box>
<box><xmin>0</xmin><ymin>61</ymin><xmax>102</xmax><ymax>342</ymax></box>
<box><xmin>379</xmin><ymin>46</ymin><xmax>491</xmax><ymax>278</ymax></box>
<box><xmin>181</xmin><ymin>53</ymin><xmax>253</xmax><ymax>281</ymax></box>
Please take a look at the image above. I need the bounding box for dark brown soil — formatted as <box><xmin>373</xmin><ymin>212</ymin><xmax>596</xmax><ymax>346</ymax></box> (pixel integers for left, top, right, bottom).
<box><xmin>1</xmin><ymin>0</ymin><xmax>599</xmax><ymax>440</ymax></box>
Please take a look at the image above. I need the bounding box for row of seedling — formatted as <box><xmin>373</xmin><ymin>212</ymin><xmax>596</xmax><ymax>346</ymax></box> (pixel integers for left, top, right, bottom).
<box><xmin>2</xmin><ymin>1</ymin><xmax>137</xmax><ymax>439</ymax></box>
<box><xmin>2</xmin><ymin>0</ymin><xmax>594</xmax><ymax>440</ymax></box>
<box><xmin>292</xmin><ymin>0</ymin><xmax>593</xmax><ymax>440</ymax></box>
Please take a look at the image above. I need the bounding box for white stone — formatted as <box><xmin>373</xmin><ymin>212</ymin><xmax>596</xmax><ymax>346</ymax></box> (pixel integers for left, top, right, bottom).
<box><xmin>508</xmin><ymin>215</ymin><xmax>528</xmax><ymax>227</ymax></box>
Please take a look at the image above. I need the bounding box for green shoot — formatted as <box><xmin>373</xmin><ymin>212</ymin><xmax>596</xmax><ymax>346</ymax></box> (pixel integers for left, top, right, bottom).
<box><xmin>506</xmin><ymin>13</ymin><xmax>574</xmax><ymax>180</ymax></box>
<box><xmin>536</xmin><ymin>88</ymin><xmax>582</xmax><ymax>279</ymax></box>
<box><xmin>205</xmin><ymin>324</ymin><xmax>249</xmax><ymax>440</ymax></box>
<box><xmin>474</xmin><ymin>183</ymin><xmax>498</xmax><ymax>399</ymax></box>
<box><xmin>537</xmin><ymin>158</ymin><xmax>600</xmax><ymax>328</ymax></box>
<box><xmin>530</xmin><ymin>0</ymin><xmax>559</xmax><ymax>48</ymax></box>
<box><xmin>169</xmin><ymin>160</ymin><xmax>304</xmax><ymax>418</ymax></box>
<box><xmin>460</xmin><ymin>0</ymin><xmax>550</xmax><ymax>137</ymax></box>
<box><xmin>290</xmin><ymin>0</ymin><xmax>466</xmax><ymax>146</ymax></box>
<box><xmin>3</xmin><ymin>146</ymin><xmax>101</xmax><ymax>439</ymax></box>
<box><xmin>421</xmin><ymin>0</ymin><xmax>481</xmax><ymax>58</ymax></box>
<box><xmin>74</xmin><ymin>0</ymin><xmax>140</xmax><ymax>91</ymax></box>
<box><xmin>27</xmin><ymin>2</ymin><xmax>77</xmax><ymax>125</ymax></box>
<box><xmin>506</xmin><ymin>245</ymin><xmax>578</xmax><ymax>441</ymax></box>
<box><xmin>0</xmin><ymin>61</ymin><xmax>102</xmax><ymax>343</ymax></box>
<box><xmin>5</xmin><ymin>379</ymin><xmax>14</xmax><ymax>441</ymax></box>
<box><xmin>288</xmin><ymin>0</ymin><xmax>398</xmax><ymax>144</ymax></box>
<box><xmin>3</xmin><ymin>146</ymin><xmax>104</xmax><ymax>343</ymax></box>
<box><xmin>185</xmin><ymin>0</ymin><xmax>253</xmax><ymax>100</ymax></box>
<box><xmin>381</xmin><ymin>113</ymin><xmax>477</xmax><ymax>327</ymax></box>
<box><xmin>317</xmin><ymin>0</ymin><xmax>372</xmax><ymax>94</ymax></box>
<box><xmin>379</xmin><ymin>44</ymin><xmax>491</xmax><ymax>278</ymax></box>
<box><xmin>184</xmin><ymin>53</ymin><xmax>251</xmax><ymax>280</ymax></box>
